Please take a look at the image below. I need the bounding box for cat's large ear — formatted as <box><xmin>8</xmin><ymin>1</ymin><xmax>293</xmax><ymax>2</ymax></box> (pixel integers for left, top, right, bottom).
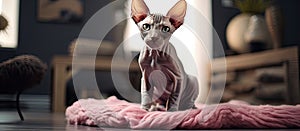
<box><xmin>166</xmin><ymin>0</ymin><xmax>187</xmax><ymax>29</ymax></box>
<box><xmin>131</xmin><ymin>0</ymin><xmax>150</xmax><ymax>24</ymax></box>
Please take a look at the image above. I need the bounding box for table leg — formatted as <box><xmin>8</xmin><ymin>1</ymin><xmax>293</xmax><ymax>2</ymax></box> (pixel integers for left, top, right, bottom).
<box><xmin>52</xmin><ymin>64</ymin><xmax>68</xmax><ymax>112</ymax></box>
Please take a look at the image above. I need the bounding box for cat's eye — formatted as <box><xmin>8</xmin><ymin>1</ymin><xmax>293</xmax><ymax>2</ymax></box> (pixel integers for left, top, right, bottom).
<box><xmin>161</xmin><ymin>26</ymin><xmax>170</xmax><ymax>33</ymax></box>
<box><xmin>142</xmin><ymin>24</ymin><xmax>151</xmax><ymax>31</ymax></box>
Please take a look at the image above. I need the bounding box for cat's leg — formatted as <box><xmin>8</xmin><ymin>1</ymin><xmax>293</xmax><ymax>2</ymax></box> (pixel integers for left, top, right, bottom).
<box><xmin>148</xmin><ymin>70</ymin><xmax>169</xmax><ymax>111</ymax></box>
<box><xmin>167</xmin><ymin>93</ymin><xmax>180</xmax><ymax>111</ymax></box>
<box><xmin>141</xmin><ymin>76</ymin><xmax>154</xmax><ymax>110</ymax></box>
<box><xmin>166</xmin><ymin>72</ymin><xmax>182</xmax><ymax>111</ymax></box>
<box><xmin>156</xmin><ymin>50</ymin><xmax>183</xmax><ymax>111</ymax></box>
<box><xmin>141</xmin><ymin>75</ymin><xmax>167</xmax><ymax>111</ymax></box>
<box><xmin>178</xmin><ymin>75</ymin><xmax>199</xmax><ymax>110</ymax></box>
<box><xmin>139</xmin><ymin>48</ymin><xmax>155</xmax><ymax>110</ymax></box>
<box><xmin>149</xmin><ymin>103</ymin><xmax>166</xmax><ymax>111</ymax></box>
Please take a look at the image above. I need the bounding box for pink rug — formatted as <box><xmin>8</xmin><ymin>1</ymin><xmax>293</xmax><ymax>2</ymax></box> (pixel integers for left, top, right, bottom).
<box><xmin>65</xmin><ymin>96</ymin><xmax>300</xmax><ymax>129</ymax></box>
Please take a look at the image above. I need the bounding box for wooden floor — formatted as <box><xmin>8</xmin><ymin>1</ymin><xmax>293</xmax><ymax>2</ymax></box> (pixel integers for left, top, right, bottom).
<box><xmin>0</xmin><ymin>111</ymin><xmax>104</xmax><ymax>131</ymax></box>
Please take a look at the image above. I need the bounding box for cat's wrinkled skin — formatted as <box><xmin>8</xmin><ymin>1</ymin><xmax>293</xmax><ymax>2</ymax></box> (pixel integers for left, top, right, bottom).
<box><xmin>131</xmin><ymin>0</ymin><xmax>199</xmax><ymax>111</ymax></box>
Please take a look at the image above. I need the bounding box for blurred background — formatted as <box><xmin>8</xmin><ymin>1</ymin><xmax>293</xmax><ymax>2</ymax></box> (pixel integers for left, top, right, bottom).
<box><xmin>0</xmin><ymin>0</ymin><xmax>299</xmax><ymax>113</ymax></box>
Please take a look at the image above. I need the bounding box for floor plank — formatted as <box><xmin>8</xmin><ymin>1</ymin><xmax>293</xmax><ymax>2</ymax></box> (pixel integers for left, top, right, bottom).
<box><xmin>0</xmin><ymin>111</ymin><xmax>102</xmax><ymax>131</ymax></box>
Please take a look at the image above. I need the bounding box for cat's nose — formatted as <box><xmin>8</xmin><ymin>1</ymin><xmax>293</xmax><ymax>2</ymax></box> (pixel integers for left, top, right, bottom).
<box><xmin>150</xmin><ymin>37</ymin><xmax>159</xmax><ymax>41</ymax></box>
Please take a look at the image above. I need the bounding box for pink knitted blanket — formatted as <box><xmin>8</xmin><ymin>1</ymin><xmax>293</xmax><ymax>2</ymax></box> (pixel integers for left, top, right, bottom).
<box><xmin>65</xmin><ymin>96</ymin><xmax>300</xmax><ymax>129</ymax></box>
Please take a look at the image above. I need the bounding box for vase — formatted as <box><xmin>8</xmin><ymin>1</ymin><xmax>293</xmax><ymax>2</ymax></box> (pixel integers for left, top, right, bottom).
<box><xmin>226</xmin><ymin>13</ymin><xmax>252</xmax><ymax>53</ymax></box>
<box><xmin>265</xmin><ymin>5</ymin><xmax>284</xmax><ymax>49</ymax></box>
<box><xmin>244</xmin><ymin>15</ymin><xmax>272</xmax><ymax>52</ymax></box>
<box><xmin>226</xmin><ymin>13</ymin><xmax>272</xmax><ymax>53</ymax></box>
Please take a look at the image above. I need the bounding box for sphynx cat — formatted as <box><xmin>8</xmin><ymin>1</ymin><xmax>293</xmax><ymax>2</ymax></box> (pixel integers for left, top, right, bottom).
<box><xmin>131</xmin><ymin>0</ymin><xmax>199</xmax><ymax>111</ymax></box>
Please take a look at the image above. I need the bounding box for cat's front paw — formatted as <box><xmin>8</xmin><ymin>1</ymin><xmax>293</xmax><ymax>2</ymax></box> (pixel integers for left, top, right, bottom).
<box><xmin>149</xmin><ymin>103</ymin><xmax>166</xmax><ymax>111</ymax></box>
<box><xmin>141</xmin><ymin>105</ymin><xmax>150</xmax><ymax>111</ymax></box>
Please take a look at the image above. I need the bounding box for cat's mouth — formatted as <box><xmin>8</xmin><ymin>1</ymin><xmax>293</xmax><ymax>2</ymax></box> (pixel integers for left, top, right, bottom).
<box><xmin>145</xmin><ymin>39</ymin><xmax>163</xmax><ymax>49</ymax></box>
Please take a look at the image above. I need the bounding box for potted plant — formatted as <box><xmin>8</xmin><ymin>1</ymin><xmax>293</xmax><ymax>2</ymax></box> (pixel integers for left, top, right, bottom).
<box><xmin>0</xmin><ymin>15</ymin><xmax>8</xmax><ymax>31</ymax></box>
<box><xmin>226</xmin><ymin>0</ymin><xmax>272</xmax><ymax>53</ymax></box>
<box><xmin>0</xmin><ymin>14</ymin><xmax>8</xmax><ymax>47</ymax></box>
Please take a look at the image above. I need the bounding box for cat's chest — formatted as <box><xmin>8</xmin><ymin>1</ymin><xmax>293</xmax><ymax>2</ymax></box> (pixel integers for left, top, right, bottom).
<box><xmin>139</xmin><ymin>50</ymin><xmax>181</xmax><ymax>76</ymax></box>
<box><xmin>141</xmin><ymin>50</ymin><xmax>170</xmax><ymax>66</ymax></box>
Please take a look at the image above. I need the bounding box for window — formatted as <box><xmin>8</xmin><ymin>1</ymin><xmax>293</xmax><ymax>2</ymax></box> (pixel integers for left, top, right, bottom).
<box><xmin>0</xmin><ymin>0</ymin><xmax>19</xmax><ymax>48</ymax></box>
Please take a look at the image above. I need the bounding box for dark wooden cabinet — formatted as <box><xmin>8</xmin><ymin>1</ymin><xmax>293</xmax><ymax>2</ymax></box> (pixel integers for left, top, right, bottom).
<box><xmin>209</xmin><ymin>46</ymin><xmax>299</xmax><ymax>105</ymax></box>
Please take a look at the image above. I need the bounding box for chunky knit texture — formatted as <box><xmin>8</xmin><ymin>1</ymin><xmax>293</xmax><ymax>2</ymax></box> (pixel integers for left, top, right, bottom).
<box><xmin>66</xmin><ymin>96</ymin><xmax>300</xmax><ymax>129</ymax></box>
